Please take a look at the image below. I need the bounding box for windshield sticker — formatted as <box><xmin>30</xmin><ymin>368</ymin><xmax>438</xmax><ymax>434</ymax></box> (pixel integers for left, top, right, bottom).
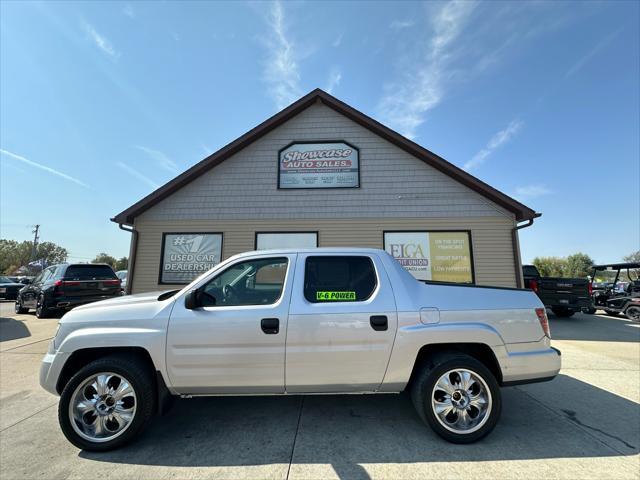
<box><xmin>316</xmin><ymin>291</ymin><xmax>356</xmax><ymax>301</ymax></box>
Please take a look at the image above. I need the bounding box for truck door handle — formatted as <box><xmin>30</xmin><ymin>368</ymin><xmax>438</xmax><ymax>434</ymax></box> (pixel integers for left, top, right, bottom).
<box><xmin>261</xmin><ymin>318</ymin><xmax>279</xmax><ymax>334</ymax></box>
<box><xmin>370</xmin><ymin>315</ymin><xmax>388</xmax><ymax>331</ymax></box>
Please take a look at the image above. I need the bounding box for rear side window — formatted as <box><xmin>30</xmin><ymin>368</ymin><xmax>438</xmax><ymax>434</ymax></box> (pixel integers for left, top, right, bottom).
<box><xmin>304</xmin><ymin>256</ymin><xmax>377</xmax><ymax>303</ymax></box>
<box><xmin>523</xmin><ymin>266</ymin><xmax>539</xmax><ymax>277</ymax></box>
<box><xmin>64</xmin><ymin>265</ymin><xmax>117</xmax><ymax>281</ymax></box>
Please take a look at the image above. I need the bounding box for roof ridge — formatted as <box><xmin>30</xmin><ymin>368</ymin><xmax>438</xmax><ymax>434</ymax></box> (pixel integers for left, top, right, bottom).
<box><xmin>112</xmin><ymin>88</ymin><xmax>537</xmax><ymax>224</ymax></box>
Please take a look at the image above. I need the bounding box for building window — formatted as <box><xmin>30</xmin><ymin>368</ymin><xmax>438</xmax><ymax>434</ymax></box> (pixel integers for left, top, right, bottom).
<box><xmin>304</xmin><ymin>256</ymin><xmax>377</xmax><ymax>303</ymax></box>
<box><xmin>255</xmin><ymin>232</ymin><xmax>318</xmax><ymax>250</ymax></box>
<box><xmin>200</xmin><ymin>257</ymin><xmax>288</xmax><ymax>307</ymax></box>
<box><xmin>384</xmin><ymin>231</ymin><xmax>474</xmax><ymax>283</ymax></box>
<box><xmin>159</xmin><ymin>233</ymin><xmax>223</xmax><ymax>284</ymax></box>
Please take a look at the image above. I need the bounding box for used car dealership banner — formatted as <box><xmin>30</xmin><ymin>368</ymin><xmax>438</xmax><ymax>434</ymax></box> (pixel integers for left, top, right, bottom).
<box><xmin>161</xmin><ymin>233</ymin><xmax>222</xmax><ymax>284</ymax></box>
<box><xmin>384</xmin><ymin>232</ymin><xmax>473</xmax><ymax>283</ymax></box>
<box><xmin>279</xmin><ymin>142</ymin><xmax>359</xmax><ymax>188</ymax></box>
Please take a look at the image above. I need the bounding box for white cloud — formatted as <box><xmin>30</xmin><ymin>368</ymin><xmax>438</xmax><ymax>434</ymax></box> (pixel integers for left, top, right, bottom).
<box><xmin>377</xmin><ymin>1</ymin><xmax>477</xmax><ymax>138</ymax></box>
<box><xmin>464</xmin><ymin>119</ymin><xmax>523</xmax><ymax>171</ymax></box>
<box><xmin>565</xmin><ymin>29</ymin><xmax>620</xmax><ymax>78</ymax></box>
<box><xmin>122</xmin><ymin>4</ymin><xmax>135</xmax><ymax>19</ymax></box>
<box><xmin>135</xmin><ymin>146</ymin><xmax>179</xmax><ymax>173</ymax></box>
<box><xmin>0</xmin><ymin>149</ymin><xmax>89</xmax><ymax>188</ymax></box>
<box><xmin>326</xmin><ymin>69</ymin><xmax>342</xmax><ymax>94</ymax></box>
<box><xmin>81</xmin><ymin>20</ymin><xmax>120</xmax><ymax>59</ymax></box>
<box><xmin>514</xmin><ymin>184</ymin><xmax>551</xmax><ymax>199</ymax></box>
<box><xmin>262</xmin><ymin>0</ymin><xmax>302</xmax><ymax>109</ymax></box>
<box><xmin>390</xmin><ymin>20</ymin><xmax>415</xmax><ymax>30</ymax></box>
<box><xmin>332</xmin><ymin>33</ymin><xmax>343</xmax><ymax>48</ymax></box>
<box><xmin>117</xmin><ymin>161</ymin><xmax>159</xmax><ymax>190</ymax></box>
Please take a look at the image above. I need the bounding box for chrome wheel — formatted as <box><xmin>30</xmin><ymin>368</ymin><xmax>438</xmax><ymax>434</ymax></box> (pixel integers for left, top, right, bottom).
<box><xmin>69</xmin><ymin>372</ymin><xmax>137</xmax><ymax>443</ymax></box>
<box><xmin>626</xmin><ymin>306</ymin><xmax>640</xmax><ymax>322</ymax></box>
<box><xmin>431</xmin><ymin>368</ymin><xmax>492</xmax><ymax>434</ymax></box>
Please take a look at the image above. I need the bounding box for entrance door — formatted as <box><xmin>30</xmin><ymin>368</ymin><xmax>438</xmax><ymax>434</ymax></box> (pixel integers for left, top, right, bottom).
<box><xmin>285</xmin><ymin>253</ymin><xmax>398</xmax><ymax>393</ymax></box>
<box><xmin>166</xmin><ymin>254</ymin><xmax>296</xmax><ymax>394</ymax></box>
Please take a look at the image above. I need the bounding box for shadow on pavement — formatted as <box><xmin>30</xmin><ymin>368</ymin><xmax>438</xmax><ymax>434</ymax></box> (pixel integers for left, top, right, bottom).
<box><xmin>0</xmin><ymin>317</ymin><xmax>31</xmax><ymax>342</ymax></box>
<box><xmin>80</xmin><ymin>374</ymin><xmax>639</xmax><ymax>473</ymax></box>
<box><xmin>549</xmin><ymin>312</ymin><xmax>640</xmax><ymax>342</ymax></box>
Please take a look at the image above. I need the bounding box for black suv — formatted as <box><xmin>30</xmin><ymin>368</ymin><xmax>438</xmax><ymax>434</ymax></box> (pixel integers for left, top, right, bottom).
<box><xmin>15</xmin><ymin>264</ymin><xmax>121</xmax><ymax>318</ymax></box>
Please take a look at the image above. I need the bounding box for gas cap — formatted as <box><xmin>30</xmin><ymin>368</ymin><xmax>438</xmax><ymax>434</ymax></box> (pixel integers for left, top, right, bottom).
<box><xmin>420</xmin><ymin>307</ymin><xmax>440</xmax><ymax>324</ymax></box>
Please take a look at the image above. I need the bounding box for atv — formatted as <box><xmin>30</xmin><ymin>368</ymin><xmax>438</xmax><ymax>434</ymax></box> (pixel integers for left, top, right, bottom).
<box><xmin>588</xmin><ymin>263</ymin><xmax>640</xmax><ymax>321</ymax></box>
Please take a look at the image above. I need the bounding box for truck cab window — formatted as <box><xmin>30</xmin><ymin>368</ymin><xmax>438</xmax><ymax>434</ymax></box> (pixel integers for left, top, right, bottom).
<box><xmin>202</xmin><ymin>257</ymin><xmax>288</xmax><ymax>307</ymax></box>
<box><xmin>304</xmin><ymin>256</ymin><xmax>377</xmax><ymax>303</ymax></box>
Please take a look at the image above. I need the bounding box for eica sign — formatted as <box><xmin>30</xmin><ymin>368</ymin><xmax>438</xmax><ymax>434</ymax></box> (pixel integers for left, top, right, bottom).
<box><xmin>160</xmin><ymin>233</ymin><xmax>222</xmax><ymax>284</ymax></box>
<box><xmin>384</xmin><ymin>231</ymin><xmax>474</xmax><ymax>283</ymax></box>
<box><xmin>278</xmin><ymin>142</ymin><xmax>359</xmax><ymax>189</ymax></box>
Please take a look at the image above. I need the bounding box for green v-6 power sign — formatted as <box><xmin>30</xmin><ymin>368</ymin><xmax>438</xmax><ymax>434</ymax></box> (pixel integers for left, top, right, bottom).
<box><xmin>279</xmin><ymin>142</ymin><xmax>359</xmax><ymax>189</ymax></box>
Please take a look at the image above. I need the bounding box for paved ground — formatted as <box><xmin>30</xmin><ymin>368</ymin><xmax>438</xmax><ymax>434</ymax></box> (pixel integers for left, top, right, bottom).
<box><xmin>0</xmin><ymin>300</ymin><xmax>638</xmax><ymax>480</ymax></box>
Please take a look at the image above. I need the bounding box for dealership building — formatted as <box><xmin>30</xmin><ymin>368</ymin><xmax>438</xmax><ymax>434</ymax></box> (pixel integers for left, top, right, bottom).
<box><xmin>112</xmin><ymin>89</ymin><xmax>539</xmax><ymax>294</ymax></box>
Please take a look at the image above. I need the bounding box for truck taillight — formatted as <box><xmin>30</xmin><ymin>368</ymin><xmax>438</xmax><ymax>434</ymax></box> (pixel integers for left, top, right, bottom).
<box><xmin>588</xmin><ymin>281</ymin><xmax>593</xmax><ymax>295</ymax></box>
<box><xmin>535</xmin><ymin>307</ymin><xmax>551</xmax><ymax>338</ymax></box>
<box><xmin>530</xmin><ymin>279</ymin><xmax>539</xmax><ymax>293</ymax></box>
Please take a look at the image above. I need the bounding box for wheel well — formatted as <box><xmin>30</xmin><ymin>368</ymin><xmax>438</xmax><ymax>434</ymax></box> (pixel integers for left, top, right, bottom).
<box><xmin>56</xmin><ymin>346</ymin><xmax>156</xmax><ymax>394</ymax></box>
<box><xmin>406</xmin><ymin>343</ymin><xmax>503</xmax><ymax>389</ymax></box>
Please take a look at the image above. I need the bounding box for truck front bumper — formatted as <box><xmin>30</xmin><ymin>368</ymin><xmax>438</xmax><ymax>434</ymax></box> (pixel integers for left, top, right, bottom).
<box><xmin>500</xmin><ymin>346</ymin><xmax>561</xmax><ymax>386</ymax></box>
<box><xmin>39</xmin><ymin>348</ymin><xmax>70</xmax><ymax>396</ymax></box>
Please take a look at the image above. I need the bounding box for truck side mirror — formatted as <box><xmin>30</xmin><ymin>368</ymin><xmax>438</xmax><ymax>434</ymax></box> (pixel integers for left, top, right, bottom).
<box><xmin>184</xmin><ymin>289</ymin><xmax>201</xmax><ymax>310</ymax></box>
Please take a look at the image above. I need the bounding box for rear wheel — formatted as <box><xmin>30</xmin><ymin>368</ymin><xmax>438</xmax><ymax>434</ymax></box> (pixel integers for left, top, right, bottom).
<box><xmin>35</xmin><ymin>295</ymin><xmax>51</xmax><ymax>318</ymax></box>
<box><xmin>14</xmin><ymin>297</ymin><xmax>28</xmax><ymax>314</ymax></box>
<box><xmin>625</xmin><ymin>306</ymin><xmax>640</xmax><ymax>322</ymax></box>
<box><xmin>410</xmin><ymin>352</ymin><xmax>501</xmax><ymax>443</ymax></box>
<box><xmin>552</xmin><ymin>308</ymin><xmax>575</xmax><ymax>317</ymax></box>
<box><xmin>58</xmin><ymin>354</ymin><xmax>156</xmax><ymax>451</ymax></box>
<box><xmin>584</xmin><ymin>308</ymin><xmax>596</xmax><ymax>315</ymax></box>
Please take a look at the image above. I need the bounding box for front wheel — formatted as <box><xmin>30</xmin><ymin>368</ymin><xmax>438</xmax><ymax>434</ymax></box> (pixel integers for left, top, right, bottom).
<box><xmin>625</xmin><ymin>305</ymin><xmax>640</xmax><ymax>322</ymax></box>
<box><xmin>58</xmin><ymin>355</ymin><xmax>156</xmax><ymax>451</ymax></box>
<box><xmin>14</xmin><ymin>297</ymin><xmax>28</xmax><ymax>314</ymax></box>
<box><xmin>410</xmin><ymin>353</ymin><xmax>501</xmax><ymax>443</ymax></box>
<box><xmin>584</xmin><ymin>307</ymin><xmax>596</xmax><ymax>315</ymax></box>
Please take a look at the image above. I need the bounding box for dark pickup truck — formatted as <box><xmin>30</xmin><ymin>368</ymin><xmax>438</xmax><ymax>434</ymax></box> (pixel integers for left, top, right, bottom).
<box><xmin>523</xmin><ymin>265</ymin><xmax>592</xmax><ymax>317</ymax></box>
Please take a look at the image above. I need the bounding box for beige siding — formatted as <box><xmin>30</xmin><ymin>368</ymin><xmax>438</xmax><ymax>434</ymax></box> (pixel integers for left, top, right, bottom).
<box><xmin>132</xmin><ymin>216</ymin><xmax>517</xmax><ymax>293</ymax></box>
<box><xmin>137</xmin><ymin>103</ymin><xmax>513</xmax><ymax>223</ymax></box>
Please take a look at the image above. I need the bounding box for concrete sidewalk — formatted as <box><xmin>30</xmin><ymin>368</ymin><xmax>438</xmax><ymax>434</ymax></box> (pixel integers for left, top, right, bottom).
<box><xmin>1</xmin><ymin>301</ymin><xmax>638</xmax><ymax>479</ymax></box>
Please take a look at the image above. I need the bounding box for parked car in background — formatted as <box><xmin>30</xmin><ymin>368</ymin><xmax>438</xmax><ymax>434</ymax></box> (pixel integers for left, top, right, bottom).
<box><xmin>16</xmin><ymin>264</ymin><xmax>121</xmax><ymax>318</ymax></box>
<box><xmin>116</xmin><ymin>270</ymin><xmax>128</xmax><ymax>292</ymax></box>
<box><xmin>40</xmin><ymin>248</ymin><xmax>560</xmax><ymax>451</ymax></box>
<box><xmin>522</xmin><ymin>265</ymin><xmax>592</xmax><ymax>317</ymax></box>
<box><xmin>590</xmin><ymin>263</ymin><xmax>640</xmax><ymax>320</ymax></box>
<box><xmin>0</xmin><ymin>276</ymin><xmax>25</xmax><ymax>300</ymax></box>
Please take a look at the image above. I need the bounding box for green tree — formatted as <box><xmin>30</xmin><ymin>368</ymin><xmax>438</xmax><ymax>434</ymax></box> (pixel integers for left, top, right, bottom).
<box><xmin>92</xmin><ymin>253</ymin><xmax>117</xmax><ymax>268</ymax></box>
<box><xmin>623</xmin><ymin>251</ymin><xmax>640</xmax><ymax>263</ymax></box>
<box><xmin>532</xmin><ymin>256</ymin><xmax>567</xmax><ymax>277</ymax></box>
<box><xmin>115</xmin><ymin>257</ymin><xmax>128</xmax><ymax>271</ymax></box>
<box><xmin>0</xmin><ymin>239</ymin><xmax>68</xmax><ymax>274</ymax></box>
<box><xmin>565</xmin><ymin>253</ymin><xmax>594</xmax><ymax>278</ymax></box>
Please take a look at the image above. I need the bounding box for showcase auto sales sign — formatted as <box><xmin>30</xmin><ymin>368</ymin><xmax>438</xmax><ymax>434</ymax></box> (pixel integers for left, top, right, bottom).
<box><xmin>279</xmin><ymin>142</ymin><xmax>359</xmax><ymax>189</ymax></box>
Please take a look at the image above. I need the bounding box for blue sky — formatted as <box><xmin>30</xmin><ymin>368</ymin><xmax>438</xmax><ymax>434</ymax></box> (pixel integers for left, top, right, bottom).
<box><xmin>1</xmin><ymin>0</ymin><xmax>638</xmax><ymax>264</ymax></box>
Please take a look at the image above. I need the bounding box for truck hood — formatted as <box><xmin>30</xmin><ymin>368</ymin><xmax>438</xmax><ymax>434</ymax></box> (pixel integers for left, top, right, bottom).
<box><xmin>72</xmin><ymin>291</ymin><xmax>170</xmax><ymax>311</ymax></box>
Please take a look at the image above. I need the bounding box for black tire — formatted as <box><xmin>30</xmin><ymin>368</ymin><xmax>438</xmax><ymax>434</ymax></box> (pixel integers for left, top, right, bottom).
<box><xmin>14</xmin><ymin>297</ymin><xmax>28</xmax><ymax>314</ymax></box>
<box><xmin>551</xmin><ymin>308</ymin><xmax>574</xmax><ymax>318</ymax></box>
<box><xmin>604</xmin><ymin>309</ymin><xmax>619</xmax><ymax>317</ymax></box>
<box><xmin>410</xmin><ymin>352</ymin><xmax>501</xmax><ymax>444</ymax></box>
<box><xmin>624</xmin><ymin>305</ymin><xmax>640</xmax><ymax>322</ymax></box>
<box><xmin>584</xmin><ymin>308</ymin><xmax>596</xmax><ymax>315</ymax></box>
<box><xmin>35</xmin><ymin>295</ymin><xmax>51</xmax><ymax>319</ymax></box>
<box><xmin>58</xmin><ymin>354</ymin><xmax>156</xmax><ymax>451</ymax></box>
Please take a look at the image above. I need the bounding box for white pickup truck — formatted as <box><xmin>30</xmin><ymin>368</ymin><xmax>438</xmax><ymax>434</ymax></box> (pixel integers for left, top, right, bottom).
<box><xmin>40</xmin><ymin>248</ymin><xmax>561</xmax><ymax>451</ymax></box>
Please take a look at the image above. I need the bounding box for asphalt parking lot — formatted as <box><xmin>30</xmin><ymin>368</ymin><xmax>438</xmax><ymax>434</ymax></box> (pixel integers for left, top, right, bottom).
<box><xmin>0</xmin><ymin>301</ymin><xmax>638</xmax><ymax>479</ymax></box>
